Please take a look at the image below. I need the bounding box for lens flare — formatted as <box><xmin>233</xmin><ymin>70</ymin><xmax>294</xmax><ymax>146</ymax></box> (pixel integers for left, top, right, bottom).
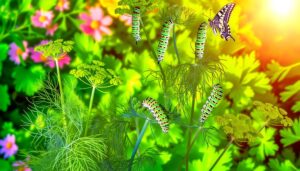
<box><xmin>269</xmin><ymin>0</ymin><xmax>294</xmax><ymax>17</ymax></box>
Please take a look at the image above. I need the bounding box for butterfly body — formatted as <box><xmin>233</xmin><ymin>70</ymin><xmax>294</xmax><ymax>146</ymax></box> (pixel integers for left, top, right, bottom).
<box><xmin>209</xmin><ymin>3</ymin><xmax>235</xmax><ymax>41</ymax></box>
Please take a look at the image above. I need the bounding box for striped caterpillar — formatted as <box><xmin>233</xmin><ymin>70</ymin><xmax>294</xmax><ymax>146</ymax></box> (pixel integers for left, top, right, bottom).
<box><xmin>157</xmin><ymin>19</ymin><xmax>173</xmax><ymax>63</ymax></box>
<box><xmin>132</xmin><ymin>7</ymin><xmax>141</xmax><ymax>43</ymax></box>
<box><xmin>200</xmin><ymin>84</ymin><xmax>223</xmax><ymax>123</ymax></box>
<box><xmin>142</xmin><ymin>97</ymin><xmax>169</xmax><ymax>133</ymax></box>
<box><xmin>195</xmin><ymin>22</ymin><xmax>207</xmax><ymax>60</ymax></box>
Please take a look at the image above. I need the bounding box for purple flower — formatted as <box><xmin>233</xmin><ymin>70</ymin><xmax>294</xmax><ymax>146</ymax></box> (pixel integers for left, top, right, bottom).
<box><xmin>0</xmin><ymin>134</ymin><xmax>18</xmax><ymax>159</ymax></box>
<box><xmin>8</xmin><ymin>41</ymin><xmax>29</xmax><ymax>64</ymax></box>
<box><xmin>13</xmin><ymin>157</ymin><xmax>32</xmax><ymax>171</ymax></box>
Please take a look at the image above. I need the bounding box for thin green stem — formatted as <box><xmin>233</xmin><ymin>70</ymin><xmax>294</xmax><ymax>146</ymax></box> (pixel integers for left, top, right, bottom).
<box><xmin>209</xmin><ymin>137</ymin><xmax>234</xmax><ymax>171</ymax></box>
<box><xmin>55</xmin><ymin>59</ymin><xmax>67</xmax><ymax>129</ymax></box>
<box><xmin>185</xmin><ymin>88</ymin><xmax>197</xmax><ymax>171</ymax></box>
<box><xmin>185</xmin><ymin>126</ymin><xmax>203</xmax><ymax>158</ymax></box>
<box><xmin>173</xmin><ymin>24</ymin><xmax>180</xmax><ymax>64</ymax></box>
<box><xmin>135</xmin><ymin>118</ymin><xmax>141</xmax><ymax>156</ymax></box>
<box><xmin>140</xmin><ymin>18</ymin><xmax>168</xmax><ymax>100</ymax></box>
<box><xmin>209</xmin><ymin>121</ymin><xmax>269</xmax><ymax>171</ymax></box>
<box><xmin>84</xmin><ymin>86</ymin><xmax>96</xmax><ymax>136</ymax></box>
<box><xmin>128</xmin><ymin>118</ymin><xmax>150</xmax><ymax>171</ymax></box>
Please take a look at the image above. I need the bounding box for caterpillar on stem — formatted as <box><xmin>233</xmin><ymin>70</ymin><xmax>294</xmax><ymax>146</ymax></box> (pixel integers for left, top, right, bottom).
<box><xmin>142</xmin><ymin>97</ymin><xmax>169</xmax><ymax>133</ymax></box>
<box><xmin>200</xmin><ymin>83</ymin><xmax>223</xmax><ymax>123</ymax></box>
<box><xmin>157</xmin><ymin>19</ymin><xmax>173</xmax><ymax>64</ymax></box>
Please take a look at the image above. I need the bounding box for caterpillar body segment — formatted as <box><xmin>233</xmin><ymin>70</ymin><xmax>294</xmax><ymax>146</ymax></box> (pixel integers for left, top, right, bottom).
<box><xmin>142</xmin><ymin>97</ymin><xmax>169</xmax><ymax>133</ymax></box>
<box><xmin>200</xmin><ymin>84</ymin><xmax>223</xmax><ymax>123</ymax></box>
<box><xmin>157</xmin><ymin>19</ymin><xmax>174</xmax><ymax>63</ymax></box>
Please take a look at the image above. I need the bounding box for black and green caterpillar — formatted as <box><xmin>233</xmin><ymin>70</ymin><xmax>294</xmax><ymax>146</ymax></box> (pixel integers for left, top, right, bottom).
<box><xmin>157</xmin><ymin>19</ymin><xmax>173</xmax><ymax>63</ymax></box>
<box><xmin>132</xmin><ymin>7</ymin><xmax>141</xmax><ymax>43</ymax></box>
<box><xmin>142</xmin><ymin>97</ymin><xmax>169</xmax><ymax>133</ymax></box>
<box><xmin>195</xmin><ymin>22</ymin><xmax>207</xmax><ymax>60</ymax></box>
<box><xmin>200</xmin><ymin>84</ymin><xmax>223</xmax><ymax>123</ymax></box>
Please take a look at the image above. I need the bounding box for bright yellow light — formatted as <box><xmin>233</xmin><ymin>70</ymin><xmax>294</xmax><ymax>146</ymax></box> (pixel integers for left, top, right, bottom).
<box><xmin>269</xmin><ymin>0</ymin><xmax>294</xmax><ymax>16</ymax></box>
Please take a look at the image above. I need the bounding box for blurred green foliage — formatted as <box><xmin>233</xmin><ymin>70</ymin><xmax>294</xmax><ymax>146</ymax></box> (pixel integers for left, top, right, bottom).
<box><xmin>0</xmin><ymin>0</ymin><xmax>299</xmax><ymax>170</ymax></box>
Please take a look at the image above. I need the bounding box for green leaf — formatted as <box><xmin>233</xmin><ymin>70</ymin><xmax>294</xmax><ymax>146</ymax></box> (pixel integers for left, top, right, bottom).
<box><xmin>280</xmin><ymin>118</ymin><xmax>300</xmax><ymax>147</ymax></box>
<box><xmin>188</xmin><ymin>146</ymin><xmax>232</xmax><ymax>171</ymax></box>
<box><xmin>221</xmin><ymin>52</ymin><xmax>271</xmax><ymax>109</ymax></box>
<box><xmin>236</xmin><ymin>158</ymin><xmax>255</xmax><ymax>171</ymax></box>
<box><xmin>0</xmin><ymin>159</ymin><xmax>11</xmax><ymax>171</ymax></box>
<box><xmin>20</xmin><ymin>0</ymin><xmax>32</xmax><ymax>12</ymax></box>
<box><xmin>0</xmin><ymin>122</ymin><xmax>16</xmax><ymax>137</ymax></box>
<box><xmin>235</xmin><ymin>158</ymin><xmax>266</xmax><ymax>171</ymax></box>
<box><xmin>154</xmin><ymin>124</ymin><xmax>183</xmax><ymax>148</ymax></box>
<box><xmin>74</xmin><ymin>33</ymin><xmax>101</xmax><ymax>58</ymax></box>
<box><xmin>0</xmin><ymin>43</ymin><xmax>9</xmax><ymax>77</ymax></box>
<box><xmin>280</xmin><ymin>80</ymin><xmax>300</xmax><ymax>102</ymax></box>
<box><xmin>12</xmin><ymin>65</ymin><xmax>46</xmax><ymax>96</ymax></box>
<box><xmin>249</xmin><ymin>128</ymin><xmax>279</xmax><ymax>161</ymax></box>
<box><xmin>292</xmin><ymin>101</ymin><xmax>300</xmax><ymax>112</ymax></box>
<box><xmin>0</xmin><ymin>85</ymin><xmax>10</xmax><ymax>112</ymax></box>
<box><xmin>38</xmin><ymin>0</ymin><xmax>57</xmax><ymax>10</ymax></box>
<box><xmin>269</xmin><ymin>159</ymin><xmax>298</xmax><ymax>171</ymax></box>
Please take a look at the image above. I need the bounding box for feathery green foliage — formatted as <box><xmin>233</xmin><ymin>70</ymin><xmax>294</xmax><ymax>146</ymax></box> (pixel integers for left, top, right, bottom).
<box><xmin>70</xmin><ymin>60</ymin><xmax>122</xmax><ymax>88</ymax></box>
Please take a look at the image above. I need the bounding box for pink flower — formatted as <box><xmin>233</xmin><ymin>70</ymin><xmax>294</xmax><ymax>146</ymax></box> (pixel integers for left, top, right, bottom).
<box><xmin>13</xmin><ymin>158</ymin><xmax>32</xmax><ymax>171</ymax></box>
<box><xmin>0</xmin><ymin>134</ymin><xmax>18</xmax><ymax>159</ymax></box>
<box><xmin>47</xmin><ymin>53</ymin><xmax>71</xmax><ymax>68</ymax></box>
<box><xmin>8</xmin><ymin>41</ymin><xmax>29</xmax><ymax>64</ymax></box>
<box><xmin>30</xmin><ymin>40</ymin><xmax>71</xmax><ymax>69</ymax></box>
<box><xmin>31</xmin><ymin>10</ymin><xmax>53</xmax><ymax>28</ymax></box>
<box><xmin>46</xmin><ymin>24</ymin><xmax>58</xmax><ymax>36</ymax></box>
<box><xmin>120</xmin><ymin>15</ymin><xmax>132</xmax><ymax>26</ymax></box>
<box><xmin>55</xmin><ymin>0</ymin><xmax>70</xmax><ymax>12</ymax></box>
<box><xmin>79</xmin><ymin>7</ymin><xmax>113</xmax><ymax>41</ymax></box>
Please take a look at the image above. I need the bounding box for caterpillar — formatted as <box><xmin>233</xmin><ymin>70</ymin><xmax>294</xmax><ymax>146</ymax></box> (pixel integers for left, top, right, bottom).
<box><xmin>157</xmin><ymin>19</ymin><xmax>173</xmax><ymax>64</ymax></box>
<box><xmin>200</xmin><ymin>84</ymin><xmax>223</xmax><ymax>123</ymax></box>
<box><xmin>195</xmin><ymin>22</ymin><xmax>207</xmax><ymax>60</ymax></box>
<box><xmin>142</xmin><ymin>97</ymin><xmax>169</xmax><ymax>133</ymax></box>
<box><xmin>132</xmin><ymin>7</ymin><xmax>141</xmax><ymax>43</ymax></box>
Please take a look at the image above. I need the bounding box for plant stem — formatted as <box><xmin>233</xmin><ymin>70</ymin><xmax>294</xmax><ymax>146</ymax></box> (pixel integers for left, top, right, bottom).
<box><xmin>128</xmin><ymin>118</ymin><xmax>150</xmax><ymax>171</ymax></box>
<box><xmin>55</xmin><ymin>59</ymin><xmax>67</xmax><ymax>129</ymax></box>
<box><xmin>173</xmin><ymin>24</ymin><xmax>180</xmax><ymax>64</ymax></box>
<box><xmin>84</xmin><ymin>86</ymin><xmax>96</xmax><ymax>136</ymax></box>
<box><xmin>140</xmin><ymin>18</ymin><xmax>168</xmax><ymax>99</ymax></box>
<box><xmin>209</xmin><ymin>137</ymin><xmax>234</xmax><ymax>171</ymax></box>
<box><xmin>185</xmin><ymin>88</ymin><xmax>197</xmax><ymax>171</ymax></box>
<box><xmin>185</xmin><ymin>126</ymin><xmax>203</xmax><ymax>158</ymax></box>
<box><xmin>209</xmin><ymin>121</ymin><xmax>269</xmax><ymax>171</ymax></box>
<box><xmin>135</xmin><ymin>118</ymin><xmax>141</xmax><ymax>156</ymax></box>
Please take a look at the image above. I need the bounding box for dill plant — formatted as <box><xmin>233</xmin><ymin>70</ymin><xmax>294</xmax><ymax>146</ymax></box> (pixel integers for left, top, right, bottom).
<box><xmin>209</xmin><ymin>101</ymin><xmax>293</xmax><ymax>171</ymax></box>
<box><xmin>27</xmin><ymin>40</ymin><xmax>117</xmax><ymax>171</ymax></box>
<box><xmin>70</xmin><ymin>60</ymin><xmax>121</xmax><ymax>136</ymax></box>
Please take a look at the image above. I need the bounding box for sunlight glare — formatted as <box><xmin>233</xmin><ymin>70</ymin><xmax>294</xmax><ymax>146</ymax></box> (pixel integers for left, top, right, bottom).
<box><xmin>269</xmin><ymin>0</ymin><xmax>294</xmax><ymax>17</ymax></box>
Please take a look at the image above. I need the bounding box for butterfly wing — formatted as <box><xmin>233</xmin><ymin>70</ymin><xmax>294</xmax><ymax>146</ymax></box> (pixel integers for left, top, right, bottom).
<box><xmin>221</xmin><ymin>23</ymin><xmax>235</xmax><ymax>41</ymax></box>
<box><xmin>209</xmin><ymin>3</ymin><xmax>235</xmax><ymax>33</ymax></box>
<box><xmin>223</xmin><ymin>3</ymin><xmax>235</xmax><ymax>24</ymax></box>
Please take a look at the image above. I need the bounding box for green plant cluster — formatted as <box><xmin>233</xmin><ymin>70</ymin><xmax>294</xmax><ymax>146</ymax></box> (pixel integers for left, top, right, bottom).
<box><xmin>0</xmin><ymin>0</ymin><xmax>300</xmax><ymax>171</ymax></box>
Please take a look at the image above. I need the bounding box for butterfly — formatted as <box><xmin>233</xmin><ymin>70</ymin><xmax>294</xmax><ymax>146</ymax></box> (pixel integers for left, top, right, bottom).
<box><xmin>209</xmin><ymin>3</ymin><xmax>235</xmax><ymax>41</ymax></box>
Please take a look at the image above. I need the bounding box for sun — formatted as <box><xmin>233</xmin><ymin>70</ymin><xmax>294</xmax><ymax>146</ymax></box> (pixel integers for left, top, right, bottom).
<box><xmin>269</xmin><ymin>0</ymin><xmax>294</xmax><ymax>17</ymax></box>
